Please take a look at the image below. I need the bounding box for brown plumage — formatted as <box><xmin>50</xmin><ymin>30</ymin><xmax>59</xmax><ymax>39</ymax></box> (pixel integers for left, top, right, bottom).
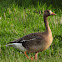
<box><xmin>6</xmin><ymin>10</ymin><xmax>56</xmax><ymax>60</ymax></box>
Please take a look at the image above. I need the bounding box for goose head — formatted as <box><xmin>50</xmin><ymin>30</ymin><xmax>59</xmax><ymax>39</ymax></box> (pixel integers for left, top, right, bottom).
<box><xmin>44</xmin><ymin>10</ymin><xmax>56</xmax><ymax>17</ymax></box>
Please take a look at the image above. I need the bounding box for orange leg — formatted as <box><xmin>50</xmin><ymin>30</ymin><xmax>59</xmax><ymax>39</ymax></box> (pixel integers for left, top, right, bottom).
<box><xmin>35</xmin><ymin>52</ymin><xmax>38</xmax><ymax>60</ymax></box>
<box><xmin>24</xmin><ymin>51</ymin><xmax>33</xmax><ymax>60</ymax></box>
<box><xmin>24</xmin><ymin>51</ymin><xmax>29</xmax><ymax>59</ymax></box>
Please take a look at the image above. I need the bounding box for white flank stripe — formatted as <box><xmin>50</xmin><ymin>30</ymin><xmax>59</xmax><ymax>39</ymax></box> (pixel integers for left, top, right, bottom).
<box><xmin>21</xmin><ymin>38</ymin><xmax>36</xmax><ymax>42</ymax></box>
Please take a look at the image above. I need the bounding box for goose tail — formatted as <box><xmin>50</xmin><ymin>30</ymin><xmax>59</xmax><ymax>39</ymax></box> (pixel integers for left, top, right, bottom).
<box><xmin>5</xmin><ymin>44</ymin><xmax>14</xmax><ymax>47</ymax></box>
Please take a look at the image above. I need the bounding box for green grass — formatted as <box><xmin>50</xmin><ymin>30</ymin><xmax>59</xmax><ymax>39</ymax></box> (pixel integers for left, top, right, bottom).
<box><xmin>0</xmin><ymin>0</ymin><xmax>62</xmax><ymax>62</ymax></box>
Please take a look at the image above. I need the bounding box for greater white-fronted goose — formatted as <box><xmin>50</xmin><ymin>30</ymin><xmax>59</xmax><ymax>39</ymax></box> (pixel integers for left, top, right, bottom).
<box><xmin>6</xmin><ymin>10</ymin><xmax>56</xmax><ymax>60</ymax></box>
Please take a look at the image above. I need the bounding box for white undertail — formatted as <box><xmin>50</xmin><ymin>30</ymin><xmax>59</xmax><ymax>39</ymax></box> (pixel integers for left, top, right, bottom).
<box><xmin>6</xmin><ymin>43</ymin><xmax>26</xmax><ymax>52</ymax></box>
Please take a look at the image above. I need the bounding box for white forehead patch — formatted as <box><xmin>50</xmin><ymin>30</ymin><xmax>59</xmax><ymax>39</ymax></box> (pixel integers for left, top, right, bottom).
<box><xmin>49</xmin><ymin>10</ymin><xmax>52</xmax><ymax>15</ymax></box>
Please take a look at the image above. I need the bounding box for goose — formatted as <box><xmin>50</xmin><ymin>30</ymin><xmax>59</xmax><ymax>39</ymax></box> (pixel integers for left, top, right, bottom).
<box><xmin>6</xmin><ymin>10</ymin><xmax>56</xmax><ymax>60</ymax></box>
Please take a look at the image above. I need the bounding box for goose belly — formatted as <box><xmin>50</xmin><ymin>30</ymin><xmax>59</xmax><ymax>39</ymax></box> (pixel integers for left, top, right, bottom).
<box><xmin>28</xmin><ymin>39</ymin><xmax>53</xmax><ymax>53</ymax></box>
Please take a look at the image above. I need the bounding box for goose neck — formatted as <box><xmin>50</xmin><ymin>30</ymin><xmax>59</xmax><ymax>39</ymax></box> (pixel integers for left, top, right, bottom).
<box><xmin>44</xmin><ymin>16</ymin><xmax>51</xmax><ymax>32</ymax></box>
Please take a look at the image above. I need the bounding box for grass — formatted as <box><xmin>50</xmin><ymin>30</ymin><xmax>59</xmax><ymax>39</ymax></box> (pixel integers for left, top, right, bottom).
<box><xmin>0</xmin><ymin>0</ymin><xmax>62</xmax><ymax>62</ymax></box>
